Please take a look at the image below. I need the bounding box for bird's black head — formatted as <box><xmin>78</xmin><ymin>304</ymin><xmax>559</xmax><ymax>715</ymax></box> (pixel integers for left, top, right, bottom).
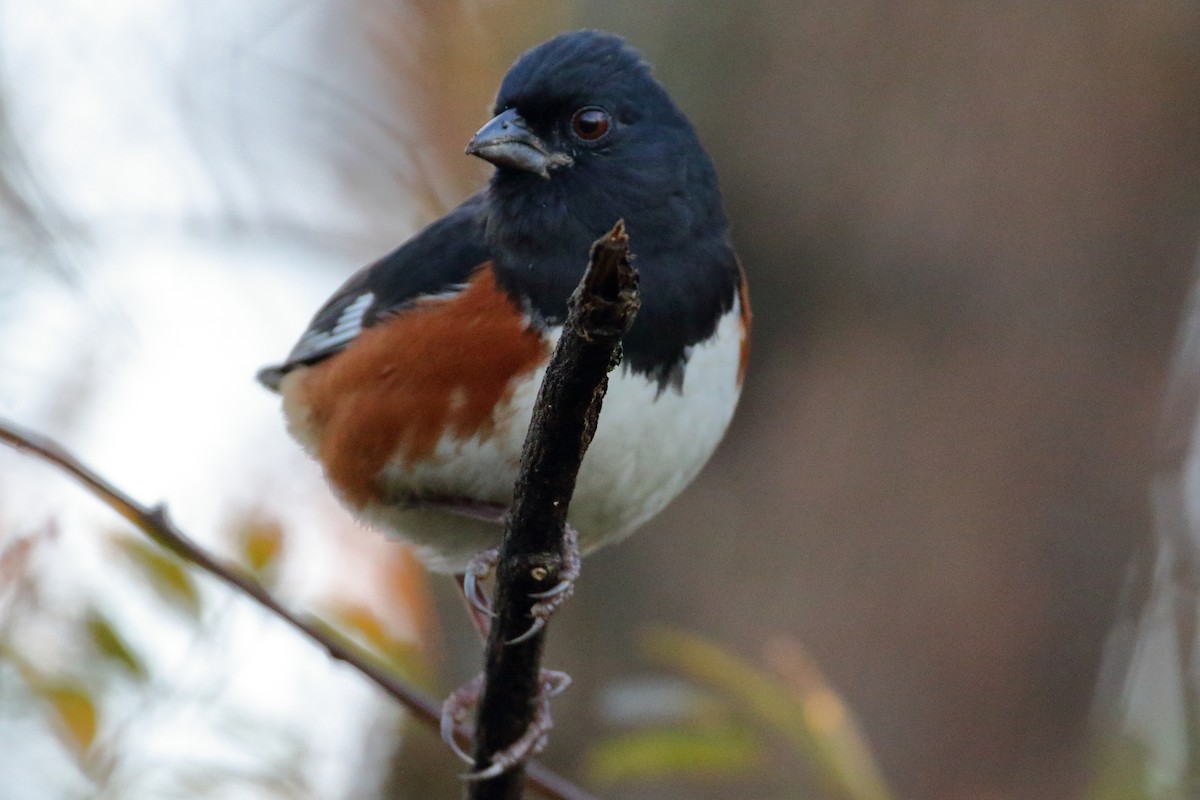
<box><xmin>470</xmin><ymin>30</ymin><xmax>738</xmax><ymax>388</ymax></box>
<box><xmin>471</xmin><ymin>30</ymin><xmax>723</xmax><ymax>256</ymax></box>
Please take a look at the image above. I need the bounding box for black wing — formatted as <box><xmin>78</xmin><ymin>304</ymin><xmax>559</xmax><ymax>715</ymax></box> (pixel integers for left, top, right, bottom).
<box><xmin>257</xmin><ymin>193</ymin><xmax>491</xmax><ymax>391</ymax></box>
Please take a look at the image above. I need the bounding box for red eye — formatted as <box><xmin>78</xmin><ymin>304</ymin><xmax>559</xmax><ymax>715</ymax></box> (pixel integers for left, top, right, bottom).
<box><xmin>571</xmin><ymin>107</ymin><xmax>611</xmax><ymax>141</ymax></box>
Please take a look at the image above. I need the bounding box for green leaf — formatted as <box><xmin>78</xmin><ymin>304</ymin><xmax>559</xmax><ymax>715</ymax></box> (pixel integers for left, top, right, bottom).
<box><xmin>1086</xmin><ymin>735</ymin><xmax>1162</xmax><ymax>800</ymax></box>
<box><xmin>111</xmin><ymin>535</ymin><xmax>202</xmax><ymax>619</ymax></box>
<box><xmin>85</xmin><ymin>611</ymin><xmax>146</xmax><ymax>680</ymax></box>
<box><xmin>587</xmin><ymin>724</ymin><xmax>765</xmax><ymax>784</ymax></box>
<box><xmin>642</xmin><ymin>627</ymin><xmax>894</xmax><ymax>800</ymax></box>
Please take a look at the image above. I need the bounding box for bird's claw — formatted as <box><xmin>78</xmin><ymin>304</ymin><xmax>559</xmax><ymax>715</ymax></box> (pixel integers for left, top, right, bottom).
<box><xmin>441</xmin><ymin>669</ymin><xmax>571</xmax><ymax>780</ymax></box>
<box><xmin>441</xmin><ymin>673</ymin><xmax>485</xmax><ymax>765</ymax></box>
<box><xmin>507</xmin><ymin>525</ymin><xmax>581</xmax><ymax>644</ymax></box>
<box><xmin>463</xmin><ymin>547</ymin><xmax>500</xmax><ymax>620</ymax></box>
<box><xmin>505</xmin><ymin>616</ymin><xmax>545</xmax><ymax>645</ymax></box>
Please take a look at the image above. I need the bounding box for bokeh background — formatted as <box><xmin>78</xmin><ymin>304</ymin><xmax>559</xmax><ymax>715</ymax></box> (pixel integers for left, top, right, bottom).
<box><xmin>2</xmin><ymin>2</ymin><xmax>1200</xmax><ymax>799</ymax></box>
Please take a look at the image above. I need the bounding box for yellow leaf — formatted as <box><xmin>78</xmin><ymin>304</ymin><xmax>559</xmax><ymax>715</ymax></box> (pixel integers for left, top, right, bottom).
<box><xmin>333</xmin><ymin>603</ymin><xmax>393</xmax><ymax>654</ymax></box>
<box><xmin>42</xmin><ymin>684</ymin><xmax>97</xmax><ymax>755</ymax></box>
<box><xmin>328</xmin><ymin>603</ymin><xmax>414</xmax><ymax>664</ymax></box>
<box><xmin>319</xmin><ymin>605</ymin><xmax>434</xmax><ymax>688</ymax></box>
<box><xmin>235</xmin><ymin>515</ymin><xmax>285</xmax><ymax>574</ymax></box>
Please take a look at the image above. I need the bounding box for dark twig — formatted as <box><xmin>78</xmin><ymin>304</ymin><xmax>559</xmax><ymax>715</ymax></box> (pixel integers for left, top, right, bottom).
<box><xmin>0</xmin><ymin>418</ymin><xmax>597</xmax><ymax>800</ymax></box>
<box><xmin>468</xmin><ymin>221</ymin><xmax>639</xmax><ymax>799</ymax></box>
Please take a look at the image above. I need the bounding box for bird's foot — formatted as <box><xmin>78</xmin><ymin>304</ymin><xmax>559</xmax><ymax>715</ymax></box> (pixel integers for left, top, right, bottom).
<box><xmin>456</xmin><ymin>524</ymin><xmax>581</xmax><ymax>643</ymax></box>
<box><xmin>509</xmin><ymin>524</ymin><xmax>580</xmax><ymax>644</ymax></box>
<box><xmin>441</xmin><ymin>669</ymin><xmax>572</xmax><ymax>780</ymax></box>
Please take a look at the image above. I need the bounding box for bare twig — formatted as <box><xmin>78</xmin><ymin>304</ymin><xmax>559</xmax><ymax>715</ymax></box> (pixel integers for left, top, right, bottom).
<box><xmin>0</xmin><ymin>417</ymin><xmax>596</xmax><ymax>800</ymax></box>
<box><xmin>468</xmin><ymin>221</ymin><xmax>639</xmax><ymax>799</ymax></box>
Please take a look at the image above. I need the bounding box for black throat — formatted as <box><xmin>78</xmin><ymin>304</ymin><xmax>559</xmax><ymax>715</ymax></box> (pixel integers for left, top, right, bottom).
<box><xmin>485</xmin><ymin>171</ymin><xmax>740</xmax><ymax>391</ymax></box>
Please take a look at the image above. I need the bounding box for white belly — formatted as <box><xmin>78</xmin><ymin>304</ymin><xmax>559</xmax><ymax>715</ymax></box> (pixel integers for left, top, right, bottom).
<box><xmin>360</xmin><ymin>302</ymin><xmax>744</xmax><ymax>573</ymax></box>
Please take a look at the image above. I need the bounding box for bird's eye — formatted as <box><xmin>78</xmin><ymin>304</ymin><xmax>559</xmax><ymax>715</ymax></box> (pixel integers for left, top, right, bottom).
<box><xmin>570</xmin><ymin>107</ymin><xmax>611</xmax><ymax>141</ymax></box>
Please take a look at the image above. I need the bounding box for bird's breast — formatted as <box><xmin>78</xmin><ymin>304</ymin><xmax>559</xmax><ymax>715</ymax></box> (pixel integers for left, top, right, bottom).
<box><xmin>281</xmin><ymin>267</ymin><xmax>746</xmax><ymax>573</ymax></box>
<box><xmin>372</xmin><ymin>293</ymin><xmax>745</xmax><ymax>572</ymax></box>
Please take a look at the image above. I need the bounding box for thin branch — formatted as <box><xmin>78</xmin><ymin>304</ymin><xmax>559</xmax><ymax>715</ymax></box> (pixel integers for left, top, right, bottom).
<box><xmin>0</xmin><ymin>417</ymin><xmax>596</xmax><ymax>800</ymax></box>
<box><xmin>469</xmin><ymin>221</ymin><xmax>639</xmax><ymax>799</ymax></box>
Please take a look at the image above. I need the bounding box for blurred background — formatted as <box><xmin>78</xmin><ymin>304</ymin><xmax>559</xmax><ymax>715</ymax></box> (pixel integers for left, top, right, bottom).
<box><xmin>2</xmin><ymin>2</ymin><xmax>1199</xmax><ymax>799</ymax></box>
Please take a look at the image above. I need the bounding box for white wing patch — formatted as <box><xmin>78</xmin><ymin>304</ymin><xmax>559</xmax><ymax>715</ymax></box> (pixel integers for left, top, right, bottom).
<box><xmin>290</xmin><ymin>291</ymin><xmax>375</xmax><ymax>361</ymax></box>
<box><xmin>414</xmin><ymin>284</ymin><xmax>468</xmax><ymax>304</ymax></box>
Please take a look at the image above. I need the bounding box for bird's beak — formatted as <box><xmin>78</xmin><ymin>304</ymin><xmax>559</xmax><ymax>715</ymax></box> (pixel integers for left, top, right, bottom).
<box><xmin>466</xmin><ymin>107</ymin><xmax>572</xmax><ymax>179</ymax></box>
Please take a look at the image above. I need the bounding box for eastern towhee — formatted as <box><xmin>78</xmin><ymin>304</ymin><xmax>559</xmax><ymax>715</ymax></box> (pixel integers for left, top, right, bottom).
<box><xmin>258</xmin><ymin>28</ymin><xmax>749</xmax><ymax>774</ymax></box>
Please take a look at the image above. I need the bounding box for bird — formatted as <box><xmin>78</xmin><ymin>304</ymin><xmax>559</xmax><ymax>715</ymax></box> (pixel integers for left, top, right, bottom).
<box><xmin>258</xmin><ymin>28</ymin><xmax>749</xmax><ymax>774</ymax></box>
